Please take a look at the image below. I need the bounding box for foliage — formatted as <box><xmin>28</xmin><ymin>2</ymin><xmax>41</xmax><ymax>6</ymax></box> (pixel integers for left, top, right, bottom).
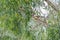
<box><xmin>0</xmin><ymin>0</ymin><xmax>33</xmax><ymax>40</ymax></box>
<box><xmin>0</xmin><ymin>0</ymin><xmax>60</xmax><ymax>40</ymax></box>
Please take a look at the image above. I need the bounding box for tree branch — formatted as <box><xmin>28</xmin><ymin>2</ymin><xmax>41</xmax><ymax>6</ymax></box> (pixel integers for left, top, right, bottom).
<box><xmin>45</xmin><ymin>0</ymin><xmax>60</xmax><ymax>12</ymax></box>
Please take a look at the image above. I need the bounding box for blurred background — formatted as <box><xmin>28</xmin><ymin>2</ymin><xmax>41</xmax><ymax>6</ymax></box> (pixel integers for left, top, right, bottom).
<box><xmin>0</xmin><ymin>0</ymin><xmax>60</xmax><ymax>40</ymax></box>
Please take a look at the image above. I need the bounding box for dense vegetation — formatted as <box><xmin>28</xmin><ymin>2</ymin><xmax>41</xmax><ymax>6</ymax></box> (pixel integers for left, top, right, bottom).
<box><xmin>0</xmin><ymin>0</ymin><xmax>60</xmax><ymax>40</ymax></box>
